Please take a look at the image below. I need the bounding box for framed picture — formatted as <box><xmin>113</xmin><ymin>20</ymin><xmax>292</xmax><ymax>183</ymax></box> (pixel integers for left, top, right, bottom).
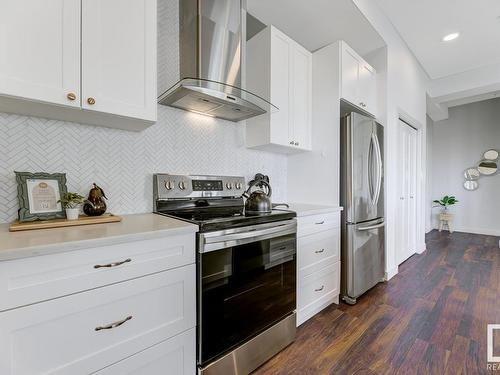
<box><xmin>15</xmin><ymin>172</ymin><xmax>68</xmax><ymax>222</ymax></box>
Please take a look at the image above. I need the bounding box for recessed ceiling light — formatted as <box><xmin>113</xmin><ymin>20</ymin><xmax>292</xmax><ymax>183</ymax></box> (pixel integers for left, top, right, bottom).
<box><xmin>442</xmin><ymin>32</ymin><xmax>460</xmax><ymax>42</ymax></box>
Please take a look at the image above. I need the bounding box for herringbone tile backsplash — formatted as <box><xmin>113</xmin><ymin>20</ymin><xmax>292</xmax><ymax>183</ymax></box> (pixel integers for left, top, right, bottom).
<box><xmin>0</xmin><ymin>0</ymin><xmax>287</xmax><ymax>224</ymax></box>
<box><xmin>0</xmin><ymin>107</ymin><xmax>287</xmax><ymax>224</ymax></box>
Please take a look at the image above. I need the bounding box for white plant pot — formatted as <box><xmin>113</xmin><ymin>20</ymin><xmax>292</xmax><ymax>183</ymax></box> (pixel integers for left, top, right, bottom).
<box><xmin>65</xmin><ymin>208</ymin><xmax>80</xmax><ymax>221</ymax></box>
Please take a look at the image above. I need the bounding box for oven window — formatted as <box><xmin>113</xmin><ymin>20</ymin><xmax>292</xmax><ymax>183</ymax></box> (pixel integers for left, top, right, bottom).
<box><xmin>199</xmin><ymin>233</ymin><xmax>296</xmax><ymax>365</ymax></box>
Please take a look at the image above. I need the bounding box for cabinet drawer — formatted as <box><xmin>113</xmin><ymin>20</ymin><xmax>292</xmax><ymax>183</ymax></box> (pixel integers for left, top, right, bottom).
<box><xmin>0</xmin><ymin>264</ymin><xmax>196</xmax><ymax>375</ymax></box>
<box><xmin>297</xmin><ymin>212</ymin><xmax>339</xmax><ymax>237</ymax></box>
<box><xmin>95</xmin><ymin>328</ymin><xmax>196</xmax><ymax>375</ymax></box>
<box><xmin>298</xmin><ymin>262</ymin><xmax>339</xmax><ymax>311</ymax></box>
<box><xmin>298</xmin><ymin>230</ymin><xmax>339</xmax><ymax>276</ymax></box>
<box><xmin>0</xmin><ymin>233</ymin><xmax>194</xmax><ymax>311</ymax></box>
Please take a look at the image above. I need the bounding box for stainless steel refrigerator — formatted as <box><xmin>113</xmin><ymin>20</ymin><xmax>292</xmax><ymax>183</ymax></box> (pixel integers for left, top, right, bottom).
<box><xmin>340</xmin><ymin>112</ymin><xmax>385</xmax><ymax>305</ymax></box>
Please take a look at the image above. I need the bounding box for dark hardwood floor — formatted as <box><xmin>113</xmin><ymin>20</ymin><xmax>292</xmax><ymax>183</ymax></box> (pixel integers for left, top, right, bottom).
<box><xmin>253</xmin><ymin>230</ymin><xmax>500</xmax><ymax>375</ymax></box>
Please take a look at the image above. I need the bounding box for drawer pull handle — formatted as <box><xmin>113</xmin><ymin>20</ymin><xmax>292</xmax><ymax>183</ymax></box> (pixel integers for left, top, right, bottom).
<box><xmin>315</xmin><ymin>248</ymin><xmax>325</xmax><ymax>254</ymax></box>
<box><xmin>95</xmin><ymin>315</ymin><xmax>133</xmax><ymax>331</ymax></box>
<box><xmin>94</xmin><ymin>258</ymin><xmax>132</xmax><ymax>269</ymax></box>
<box><xmin>315</xmin><ymin>221</ymin><xmax>325</xmax><ymax>225</ymax></box>
<box><xmin>315</xmin><ymin>285</ymin><xmax>325</xmax><ymax>292</ymax></box>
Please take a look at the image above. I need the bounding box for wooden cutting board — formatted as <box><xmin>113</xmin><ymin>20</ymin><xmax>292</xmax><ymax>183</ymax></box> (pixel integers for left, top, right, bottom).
<box><xmin>9</xmin><ymin>214</ymin><xmax>122</xmax><ymax>232</ymax></box>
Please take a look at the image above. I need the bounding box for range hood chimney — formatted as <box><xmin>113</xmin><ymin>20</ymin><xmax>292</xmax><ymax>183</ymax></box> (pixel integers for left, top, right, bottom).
<box><xmin>158</xmin><ymin>0</ymin><xmax>276</xmax><ymax>122</ymax></box>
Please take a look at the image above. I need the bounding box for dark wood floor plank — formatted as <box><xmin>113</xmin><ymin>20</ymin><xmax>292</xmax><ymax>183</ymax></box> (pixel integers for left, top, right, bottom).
<box><xmin>253</xmin><ymin>231</ymin><xmax>499</xmax><ymax>375</ymax></box>
<box><xmin>444</xmin><ymin>335</ymin><xmax>470</xmax><ymax>375</ymax></box>
<box><xmin>393</xmin><ymin>338</ymin><xmax>429</xmax><ymax>375</ymax></box>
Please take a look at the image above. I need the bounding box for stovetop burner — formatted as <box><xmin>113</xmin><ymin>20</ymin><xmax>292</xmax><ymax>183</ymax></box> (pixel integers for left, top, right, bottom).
<box><xmin>155</xmin><ymin>206</ymin><xmax>295</xmax><ymax>232</ymax></box>
<box><xmin>153</xmin><ymin>173</ymin><xmax>296</xmax><ymax>232</ymax></box>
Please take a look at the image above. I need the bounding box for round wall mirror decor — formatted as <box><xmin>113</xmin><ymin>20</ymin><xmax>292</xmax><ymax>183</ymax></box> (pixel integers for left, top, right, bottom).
<box><xmin>463</xmin><ymin>180</ymin><xmax>479</xmax><ymax>191</ymax></box>
<box><xmin>477</xmin><ymin>160</ymin><xmax>498</xmax><ymax>176</ymax></box>
<box><xmin>464</xmin><ymin>167</ymin><xmax>480</xmax><ymax>180</ymax></box>
<box><xmin>483</xmin><ymin>149</ymin><xmax>499</xmax><ymax>161</ymax></box>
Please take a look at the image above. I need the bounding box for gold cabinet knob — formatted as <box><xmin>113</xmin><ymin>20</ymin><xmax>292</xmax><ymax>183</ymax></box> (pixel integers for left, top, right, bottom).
<box><xmin>87</xmin><ymin>97</ymin><xmax>96</xmax><ymax>105</ymax></box>
<box><xmin>67</xmin><ymin>92</ymin><xmax>76</xmax><ymax>101</ymax></box>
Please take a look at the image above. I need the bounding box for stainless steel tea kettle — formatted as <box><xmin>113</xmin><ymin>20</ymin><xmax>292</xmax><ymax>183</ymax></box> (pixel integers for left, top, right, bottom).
<box><xmin>243</xmin><ymin>178</ymin><xmax>272</xmax><ymax>215</ymax></box>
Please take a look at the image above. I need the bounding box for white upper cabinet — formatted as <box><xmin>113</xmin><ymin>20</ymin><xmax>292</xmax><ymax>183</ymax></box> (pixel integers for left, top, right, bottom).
<box><xmin>358</xmin><ymin>62</ymin><xmax>377</xmax><ymax>116</ymax></box>
<box><xmin>340</xmin><ymin>42</ymin><xmax>377</xmax><ymax>117</ymax></box>
<box><xmin>246</xmin><ymin>26</ymin><xmax>312</xmax><ymax>154</ymax></box>
<box><xmin>340</xmin><ymin>47</ymin><xmax>360</xmax><ymax>107</ymax></box>
<box><xmin>290</xmin><ymin>46</ymin><xmax>312</xmax><ymax>149</ymax></box>
<box><xmin>0</xmin><ymin>0</ymin><xmax>81</xmax><ymax>107</ymax></box>
<box><xmin>0</xmin><ymin>0</ymin><xmax>157</xmax><ymax>131</ymax></box>
<box><xmin>269</xmin><ymin>30</ymin><xmax>291</xmax><ymax>147</ymax></box>
<box><xmin>82</xmin><ymin>0</ymin><xmax>156</xmax><ymax>122</ymax></box>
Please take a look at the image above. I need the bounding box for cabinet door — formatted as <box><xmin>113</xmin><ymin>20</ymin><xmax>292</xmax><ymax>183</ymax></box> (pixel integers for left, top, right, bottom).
<box><xmin>290</xmin><ymin>46</ymin><xmax>312</xmax><ymax>150</ymax></box>
<box><xmin>340</xmin><ymin>47</ymin><xmax>360</xmax><ymax>107</ymax></box>
<box><xmin>0</xmin><ymin>266</ymin><xmax>195</xmax><ymax>375</ymax></box>
<box><xmin>358</xmin><ymin>63</ymin><xmax>377</xmax><ymax>116</ymax></box>
<box><xmin>94</xmin><ymin>329</ymin><xmax>195</xmax><ymax>375</ymax></box>
<box><xmin>82</xmin><ymin>0</ymin><xmax>157</xmax><ymax>121</ymax></box>
<box><xmin>270</xmin><ymin>28</ymin><xmax>292</xmax><ymax>146</ymax></box>
<box><xmin>0</xmin><ymin>0</ymin><xmax>80</xmax><ymax>107</ymax></box>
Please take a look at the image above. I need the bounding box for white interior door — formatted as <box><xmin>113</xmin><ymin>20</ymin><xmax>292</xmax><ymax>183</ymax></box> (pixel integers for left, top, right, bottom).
<box><xmin>397</xmin><ymin>124</ymin><xmax>409</xmax><ymax>265</ymax></box>
<box><xmin>408</xmin><ymin>126</ymin><xmax>418</xmax><ymax>255</ymax></box>
<box><xmin>396</xmin><ymin>120</ymin><xmax>418</xmax><ymax>265</ymax></box>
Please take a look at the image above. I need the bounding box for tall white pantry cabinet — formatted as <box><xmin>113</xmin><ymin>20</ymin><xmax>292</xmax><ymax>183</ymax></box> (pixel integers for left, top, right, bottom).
<box><xmin>0</xmin><ymin>0</ymin><xmax>157</xmax><ymax>131</ymax></box>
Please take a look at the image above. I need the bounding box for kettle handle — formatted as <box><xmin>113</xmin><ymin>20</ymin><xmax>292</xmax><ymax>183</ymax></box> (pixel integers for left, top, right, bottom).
<box><xmin>244</xmin><ymin>179</ymin><xmax>272</xmax><ymax>198</ymax></box>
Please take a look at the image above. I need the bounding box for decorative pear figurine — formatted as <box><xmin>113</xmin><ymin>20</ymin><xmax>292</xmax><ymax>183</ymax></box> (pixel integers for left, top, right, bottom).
<box><xmin>83</xmin><ymin>183</ymin><xmax>107</xmax><ymax>216</ymax></box>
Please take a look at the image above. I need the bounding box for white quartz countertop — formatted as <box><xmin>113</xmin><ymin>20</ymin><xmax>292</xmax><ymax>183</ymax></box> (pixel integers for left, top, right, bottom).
<box><xmin>285</xmin><ymin>203</ymin><xmax>343</xmax><ymax>217</ymax></box>
<box><xmin>0</xmin><ymin>213</ymin><xmax>197</xmax><ymax>262</ymax></box>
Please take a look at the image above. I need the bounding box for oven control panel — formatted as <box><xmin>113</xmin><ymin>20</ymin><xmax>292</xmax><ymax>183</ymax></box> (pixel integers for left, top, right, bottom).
<box><xmin>154</xmin><ymin>174</ymin><xmax>246</xmax><ymax>200</ymax></box>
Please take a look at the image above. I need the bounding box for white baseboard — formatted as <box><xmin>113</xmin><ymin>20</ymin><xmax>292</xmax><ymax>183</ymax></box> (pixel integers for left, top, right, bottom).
<box><xmin>433</xmin><ymin>225</ymin><xmax>500</xmax><ymax>237</ymax></box>
<box><xmin>385</xmin><ymin>266</ymin><xmax>398</xmax><ymax>281</ymax></box>
<box><xmin>455</xmin><ymin>227</ymin><xmax>500</xmax><ymax>237</ymax></box>
<box><xmin>417</xmin><ymin>243</ymin><xmax>426</xmax><ymax>254</ymax></box>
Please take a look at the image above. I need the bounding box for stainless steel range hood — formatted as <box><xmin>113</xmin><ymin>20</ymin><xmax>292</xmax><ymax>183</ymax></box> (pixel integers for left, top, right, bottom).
<box><xmin>158</xmin><ymin>0</ymin><xmax>277</xmax><ymax>122</ymax></box>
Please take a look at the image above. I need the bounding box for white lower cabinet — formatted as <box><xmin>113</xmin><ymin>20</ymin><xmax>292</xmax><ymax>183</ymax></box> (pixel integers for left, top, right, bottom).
<box><xmin>297</xmin><ymin>211</ymin><xmax>341</xmax><ymax>326</ymax></box>
<box><xmin>0</xmin><ymin>233</ymin><xmax>195</xmax><ymax>312</ymax></box>
<box><xmin>0</xmin><ymin>232</ymin><xmax>196</xmax><ymax>375</ymax></box>
<box><xmin>95</xmin><ymin>328</ymin><xmax>196</xmax><ymax>375</ymax></box>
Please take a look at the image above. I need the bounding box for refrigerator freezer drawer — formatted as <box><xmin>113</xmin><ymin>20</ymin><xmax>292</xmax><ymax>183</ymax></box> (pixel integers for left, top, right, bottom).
<box><xmin>341</xmin><ymin>219</ymin><xmax>385</xmax><ymax>302</ymax></box>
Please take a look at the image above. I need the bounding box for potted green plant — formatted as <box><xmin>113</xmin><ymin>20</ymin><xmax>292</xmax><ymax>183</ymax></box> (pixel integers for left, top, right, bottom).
<box><xmin>433</xmin><ymin>195</ymin><xmax>459</xmax><ymax>212</ymax></box>
<box><xmin>433</xmin><ymin>195</ymin><xmax>458</xmax><ymax>232</ymax></box>
<box><xmin>58</xmin><ymin>192</ymin><xmax>85</xmax><ymax>220</ymax></box>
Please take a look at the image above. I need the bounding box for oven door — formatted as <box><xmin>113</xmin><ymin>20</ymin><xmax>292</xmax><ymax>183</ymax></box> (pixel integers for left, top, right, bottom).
<box><xmin>198</xmin><ymin>219</ymin><xmax>297</xmax><ymax>366</ymax></box>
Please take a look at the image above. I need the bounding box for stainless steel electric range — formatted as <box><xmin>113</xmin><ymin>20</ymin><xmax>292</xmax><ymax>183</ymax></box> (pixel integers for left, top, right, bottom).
<box><xmin>153</xmin><ymin>174</ymin><xmax>297</xmax><ymax>375</ymax></box>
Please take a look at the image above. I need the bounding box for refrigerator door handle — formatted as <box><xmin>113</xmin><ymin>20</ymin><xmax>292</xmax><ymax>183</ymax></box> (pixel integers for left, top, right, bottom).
<box><xmin>368</xmin><ymin>134</ymin><xmax>376</xmax><ymax>205</ymax></box>
<box><xmin>373</xmin><ymin>131</ymin><xmax>383</xmax><ymax>206</ymax></box>
<box><xmin>358</xmin><ymin>222</ymin><xmax>385</xmax><ymax>231</ymax></box>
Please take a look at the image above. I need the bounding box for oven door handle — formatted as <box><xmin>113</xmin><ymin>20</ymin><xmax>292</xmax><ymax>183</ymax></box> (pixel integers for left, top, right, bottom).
<box><xmin>200</xmin><ymin>221</ymin><xmax>297</xmax><ymax>253</ymax></box>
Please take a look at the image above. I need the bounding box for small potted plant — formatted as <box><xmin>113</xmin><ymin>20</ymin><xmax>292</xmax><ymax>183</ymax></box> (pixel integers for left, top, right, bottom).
<box><xmin>58</xmin><ymin>192</ymin><xmax>85</xmax><ymax>220</ymax></box>
<box><xmin>433</xmin><ymin>195</ymin><xmax>458</xmax><ymax>213</ymax></box>
<box><xmin>433</xmin><ymin>195</ymin><xmax>458</xmax><ymax>232</ymax></box>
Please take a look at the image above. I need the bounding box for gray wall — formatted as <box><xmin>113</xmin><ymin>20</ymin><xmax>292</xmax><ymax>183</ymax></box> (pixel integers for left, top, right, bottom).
<box><xmin>432</xmin><ymin>98</ymin><xmax>500</xmax><ymax>235</ymax></box>
<box><xmin>0</xmin><ymin>0</ymin><xmax>287</xmax><ymax>224</ymax></box>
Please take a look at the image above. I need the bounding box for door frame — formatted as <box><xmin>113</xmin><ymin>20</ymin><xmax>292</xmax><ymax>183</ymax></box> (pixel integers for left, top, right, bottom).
<box><xmin>397</xmin><ymin>110</ymin><xmax>426</xmax><ymax>262</ymax></box>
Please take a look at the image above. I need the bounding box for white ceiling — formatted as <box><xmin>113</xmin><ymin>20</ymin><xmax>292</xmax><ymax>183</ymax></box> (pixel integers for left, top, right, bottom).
<box><xmin>246</xmin><ymin>0</ymin><xmax>385</xmax><ymax>56</ymax></box>
<box><xmin>374</xmin><ymin>0</ymin><xmax>500</xmax><ymax>79</ymax></box>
